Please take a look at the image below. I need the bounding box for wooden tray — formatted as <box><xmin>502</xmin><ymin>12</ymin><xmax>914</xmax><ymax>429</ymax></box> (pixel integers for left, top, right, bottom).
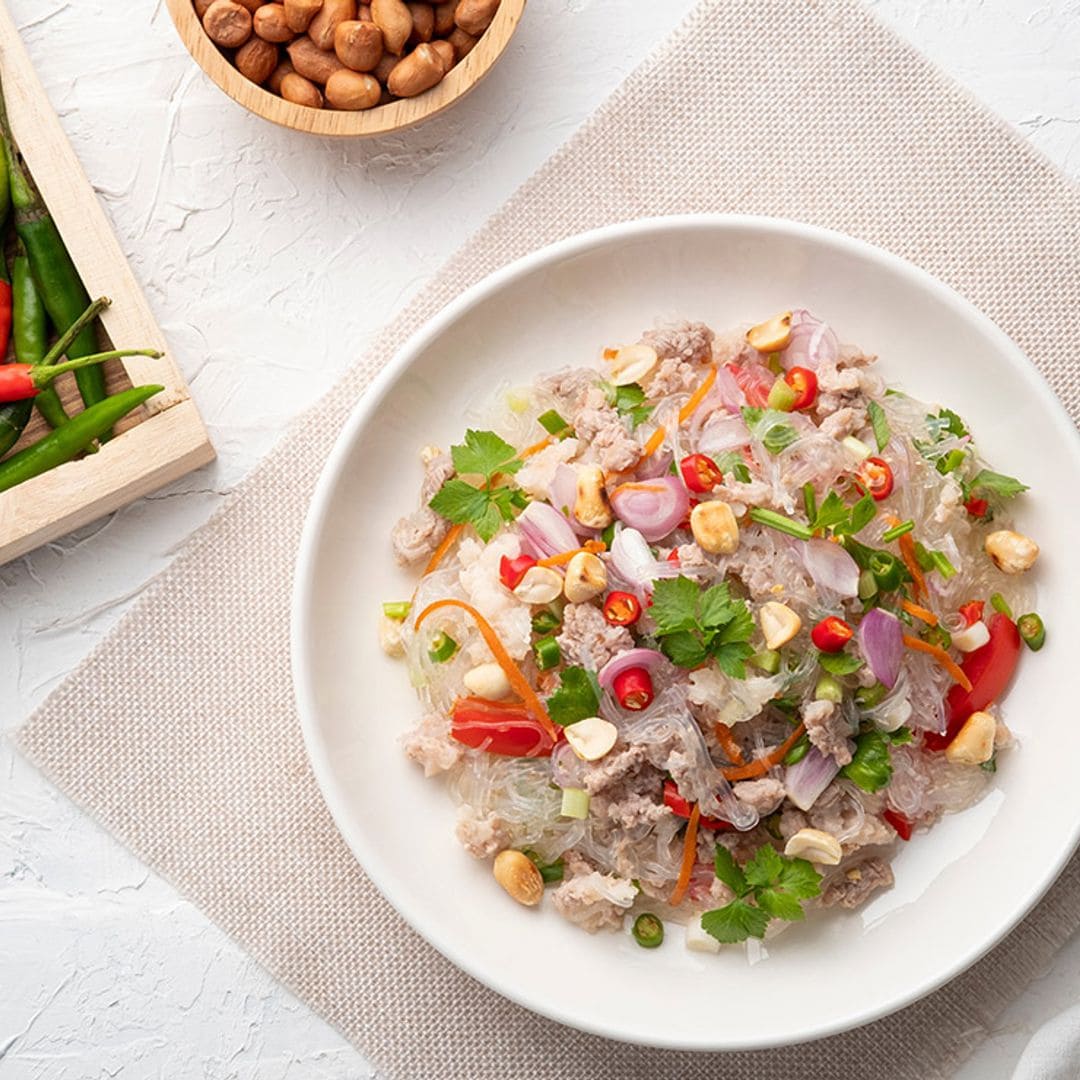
<box><xmin>0</xmin><ymin>0</ymin><xmax>214</xmax><ymax>565</ymax></box>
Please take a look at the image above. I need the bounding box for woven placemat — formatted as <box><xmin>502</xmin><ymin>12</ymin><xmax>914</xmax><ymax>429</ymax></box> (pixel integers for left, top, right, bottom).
<box><xmin>17</xmin><ymin>1</ymin><xmax>1080</xmax><ymax>1076</ymax></box>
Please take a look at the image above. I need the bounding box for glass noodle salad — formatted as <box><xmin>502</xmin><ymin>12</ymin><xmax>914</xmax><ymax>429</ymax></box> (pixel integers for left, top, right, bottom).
<box><xmin>380</xmin><ymin>310</ymin><xmax>1044</xmax><ymax>953</ymax></box>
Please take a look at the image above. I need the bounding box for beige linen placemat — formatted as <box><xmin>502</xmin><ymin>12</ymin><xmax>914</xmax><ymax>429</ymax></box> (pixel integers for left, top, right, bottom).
<box><xmin>17</xmin><ymin>1</ymin><xmax>1080</xmax><ymax>1076</ymax></box>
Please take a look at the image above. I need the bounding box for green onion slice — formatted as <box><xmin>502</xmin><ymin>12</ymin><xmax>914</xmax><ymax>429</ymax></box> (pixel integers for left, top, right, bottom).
<box><xmin>748</xmin><ymin>507</ymin><xmax>813</xmax><ymax>541</ymax></box>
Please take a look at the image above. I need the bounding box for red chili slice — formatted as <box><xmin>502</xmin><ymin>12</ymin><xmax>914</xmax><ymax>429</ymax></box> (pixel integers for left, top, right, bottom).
<box><xmin>883</xmin><ymin>809</ymin><xmax>913</xmax><ymax>841</ymax></box>
<box><xmin>784</xmin><ymin>366</ymin><xmax>818</xmax><ymax>410</ymax></box>
<box><xmin>679</xmin><ymin>453</ymin><xmax>724</xmax><ymax>494</ymax></box>
<box><xmin>603</xmin><ymin>590</ymin><xmax>642</xmax><ymax>627</ymax></box>
<box><xmin>811</xmin><ymin>615</ymin><xmax>854</xmax><ymax>653</ymax></box>
<box><xmin>855</xmin><ymin>456</ymin><xmax>894</xmax><ymax>501</ymax></box>
<box><xmin>450</xmin><ymin>697</ymin><xmax>557</xmax><ymax>757</ymax></box>
<box><xmin>613</xmin><ymin>667</ymin><xmax>654</xmax><ymax>711</ymax></box>
<box><xmin>499</xmin><ymin>554</ymin><xmax>537</xmax><ymax>591</ymax></box>
<box><xmin>958</xmin><ymin>600</ymin><xmax>985</xmax><ymax>628</ymax></box>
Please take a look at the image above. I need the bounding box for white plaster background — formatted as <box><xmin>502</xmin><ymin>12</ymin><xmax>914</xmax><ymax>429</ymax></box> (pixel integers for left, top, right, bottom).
<box><xmin>1</xmin><ymin>1</ymin><xmax>1078</xmax><ymax>1076</ymax></box>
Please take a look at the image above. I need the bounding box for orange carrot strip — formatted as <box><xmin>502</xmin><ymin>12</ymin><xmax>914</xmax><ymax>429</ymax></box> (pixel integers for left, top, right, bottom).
<box><xmin>669</xmin><ymin>802</ymin><xmax>701</xmax><ymax>907</ymax></box>
<box><xmin>640</xmin><ymin>426</ymin><xmax>667</xmax><ymax>460</ymax></box>
<box><xmin>520</xmin><ymin>435</ymin><xmax>553</xmax><ymax>459</ymax></box>
<box><xmin>415</xmin><ymin>599</ymin><xmax>560</xmax><ymax>740</ymax></box>
<box><xmin>901</xmin><ymin>599</ymin><xmax>939</xmax><ymax>627</ymax></box>
<box><xmin>902</xmin><ymin>634</ymin><xmax>973</xmax><ymax>692</ymax></box>
<box><xmin>713</xmin><ymin>722</ymin><xmax>745</xmax><ymax>766</ymax></box>
<box><xmin>423</xmin><ymin>523</ymin><xmax>464</xmax><ymax>576</ymax></box>
<box><xmin>677</xmin><ymin>364</ymin><xmax>718</xmax><ymax>424</ymax></box>
<box><xmin>721</xmin><ymin>723</ymin><xmax>807</xmax><ymax>781</ymax></box>
<box><xmin>535</xmin><ymin>540</ymin><xmax>607</xmax><ymax>569</ymax></box>
<box><xmin>898</xmin><ymin>532</ymin><xmax>927</xmax><ymax>599</ymax></box>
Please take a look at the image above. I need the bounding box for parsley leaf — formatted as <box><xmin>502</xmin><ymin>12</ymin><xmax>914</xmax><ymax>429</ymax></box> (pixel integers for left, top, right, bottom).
<box><xmin>867</xmin><ymin>400</ymin><xmax>890</xmax><ymax>452</ymax></box>
<box><xmin>451</xmin><ymin>429</ymin><xmax>522</xmax><ymax>479</ymax></box>
<box><xmin>700</xmin><ymin>843</ymin><xmax>822</xmax><ymax>945</ymax></box>
<box><xmin>818</xmin><ymin>651</ymin><xmax>863</xmax><ymax>676</ymax></box>
<box><xmin>840</xmin><ymin>730</ymin><xmax>893</xmax><ymax>792</ymax></box>
<box><xmin>546</xmin><ymin>666</ymin><xmax>601</xmax><ymax>727</ymax></box>
<box><xmin>970</xmin><ymin>469</ymin><xmax>1029</xmax><ymax>500</ymax></box>
<box><xmin>651</xmin><ymin>576</ymin><xmax>755</xmax><ymax>677</ymax></box>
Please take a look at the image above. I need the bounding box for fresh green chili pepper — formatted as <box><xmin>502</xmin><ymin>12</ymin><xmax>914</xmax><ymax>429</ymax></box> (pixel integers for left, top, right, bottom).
<box><xmin>4</xmin><ymin>251</ymin><xmax>50</xmax><ymax>442</ymax></box>
<box><xmin>0</xmin><ymin>384</ymin><xmax>162</xmax><ymax>492</ymax></box>
<box><xmin>868</xmin><ymin>550</ymin><xmax>903</xmax><ymax>592</ymax></box>
<box><xmin>531</xmin><ymin>609</ymin><xmax>561</xmax><ymax>636</ymax></box>
<box><xmin>1017</xmin><ymin>612</ymin><xmax>1045</xmax><ymax>651</ymax></box>
<box><xmin>533</xmin><ymin>635</ymin><xmax>561</xmax><ymax>671</ymax></box>
<box><xmin>990</xmin><ymin>592</ymin><xmax>1013</xmax><ymax>619</ymax></box>
<box><xmin>427</xmin><ymin>631</ymin><xmax>458</xmax><ymax>663</ymax></box>
<box><xmin>632</xmin><ymin>913</ymin><xmax>664</xmax><ymax>949</ymax></box>
<box><xmin>0</xmin><ymin>80</ymin><xmax>108</xmax><ymax>432</ymax></box>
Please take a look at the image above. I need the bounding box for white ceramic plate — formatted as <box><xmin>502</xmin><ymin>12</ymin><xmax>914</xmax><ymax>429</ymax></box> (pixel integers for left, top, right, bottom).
<box><xmin>292</xmin><ymin>215</ymin><xmax>1080</xmax><ymax>1050</ymax></box>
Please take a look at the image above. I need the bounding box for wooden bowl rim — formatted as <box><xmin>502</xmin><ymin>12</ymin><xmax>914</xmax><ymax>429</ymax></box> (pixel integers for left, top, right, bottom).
<box><xmin>165</xmin><ymin>0</ymin><xmax>526</xmax><ymax>137</ymax></box>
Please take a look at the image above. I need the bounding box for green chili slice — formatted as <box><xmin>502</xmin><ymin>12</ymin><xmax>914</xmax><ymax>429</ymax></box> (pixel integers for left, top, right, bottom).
<box><xmin>382</xmin><ymin>601</ymin><xmax>411</xmax><ymax>621</ymax></box>
<box><xmin>632</xmin><ymin>913</ymin><xmax>665</xmax><ymax>949</ymax></box>
<box><xmin>868</xmin><ymin>550</ymin><xmax>902</xmax><ymax>592</ymax></box>
<box><xmin>531</xmin><ymin>609</ymin><xmax>561</xmax><ymax>635</ymax></box>
<box><xmin>1017</xmin><ymin>612</ymin><xmax>1045</xmax><ymax>651</ymax></box>
<box><xmin>427</xmin><ymin>631</ymin><xmax>458</xmax><ymax>663</ymax></box>
<box><xmin>538</xmin><ymin>409</ymin><xmax>572</xmax><ymax>437</ymax></box>
<box><xmin>533</xmin><ymin>635</ymin><xmax>562</xmax><ymax>671</ymax></box>
<box><xmin>855</xmin><ymin>683</ymin><xmax>888</xmax><ymax>709</ymax></box>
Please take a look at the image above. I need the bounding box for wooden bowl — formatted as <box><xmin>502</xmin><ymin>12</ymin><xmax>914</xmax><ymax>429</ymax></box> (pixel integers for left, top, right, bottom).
<box><xmin>165</xmin><ymin>0</ymin><xmax>526</xmax><ymax>137</ymax></box>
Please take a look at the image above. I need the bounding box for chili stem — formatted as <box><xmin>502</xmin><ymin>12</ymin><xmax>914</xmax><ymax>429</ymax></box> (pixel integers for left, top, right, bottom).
<box><xmin>40</xmin><ymin>296</ymin><xmax>110</xmax><ymax>368</ymax></box>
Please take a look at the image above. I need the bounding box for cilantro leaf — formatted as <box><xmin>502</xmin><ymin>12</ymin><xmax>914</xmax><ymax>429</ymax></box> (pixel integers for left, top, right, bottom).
<box><xmin>659</xmin><ymin>631</ymin><xmax>710</xmax><ymax>668</ymax></box>
<box><xmin>744</xmin><ymin>844</ymin><xmax>785</xmax><ymax>890</ymax></box>
<box><xmin>810</xmin><ymin>491</ymin><xmax>851</xmax><ymax>532</ymax></box>
<box><xmin>756</xmin><ymin>888</ymin><xmax>806</xmax><ymax>922</ymax></box>
<box><xmin>650</xmin><ymin>577</ymin><xmax>701</xmax><ymax>635</ymax></box>
<box><xmin>818</xmin><ymin>651</ymin><xmax>863</xmax><ymax>676</ymax></box>
<box><xmin>713</xmin><ymin>641</ymin><xmax>755</xmax><ymax>679</ymax></box>
<box><xmin>763</xmin><ymin>423</ymin><xmax>798</xmax><ymax>455</ymax></box>
<box><xmin>451</xmin><ymin>429</ymin><xmax>522</xmax><ymax>479</ymax></box>
<box><xmin>546</xmin><ymin>666</ymin><xmax>601</xmax><ymax>727</ymax></box>
<box><xmin>602</xmin><ymin>382</ymin><xmax>655</xmax><ymax>430</ymax></box>
<box><xmin>971</xmin><ymin>469</ymin><xmax>1029</xmax><ymax>500</ymax></box>
<box><xmin>775</xmin><ymin>856</ymin><xmax>823</xmax><ymax>900</ymax></box>
<box><xmin>700</xmin><ymin>900</ymin><xmax>770</xmax><ymax>944</ymax></box>
<box><xmin>833</xmin><ymin>493</ymin><xmax>877</xmax><ymax>537</ymax></box>
<box><xmin>938</xmin><ymin>407</ymin><xmax>969</xmax><ymax>438</ymax></box>
<box><xmin>429</xmin><ymin>480</ymin><xmax>504</xmax><ymax>541</ymax></box>
<box><xmin>840</xmin><ymin>730</ymin><xmax>893</xmax><ymax>792</ymax></box>
<box><xmin>698</xmin><ymin>582</ymin><xmax>736</xmax><ymax>629</ymax></box>
<box><xmin>867</xmin><ymin>400</ymin><xmax>890</xmax><ymax>452</ymax></box>
<box><xmin>713</xmin><ymin>845</ymin><xmax>748</xmax><ymax>897</ymax></box>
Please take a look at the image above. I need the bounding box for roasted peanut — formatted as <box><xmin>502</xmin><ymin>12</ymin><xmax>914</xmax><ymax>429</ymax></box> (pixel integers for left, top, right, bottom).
<box><xmin>280</xmin><ymin>71</ymin><xmax>324</xmax><ymax>107</ymax></box>
<box><xmin>984</xmin><ymin>530</ymin><xmax>1039</xmax><ymax>574</ymax></box>
<box><xmin>604</xmin><ymin>343</ymin><xmax>658</xmax><ymax>386</ymax></box>
<box><xmin>512</xmin><ymin>566</ymin><xmax>563</xmax><ymax>605</ymax></box>
<box><xmin>308</xmin><ymin>0</ymin><xmax>355</xmax><ymax>49</ymax></box>
<box><xmin>690</xmin><ymin>501</ymin><xmax>739</xmax><ymax>555</ymax></box>
<box><xmin>759</xmin><ymin>601</ymin><xmax>801</xmax><ymax>650</ymax></box>
<box><xmin>284</xmin><ymin>0</ymin><xmax>322</xmax><ymax>31</ymax></box>
<box><xmin>203</xmin><ymin>0</ymin><xmax>253</xmax><ymax>47</ymax></box>
<box><xmin>359</xmin><ymin>2</ymin><xmax>371</xmax><ymax>16</ymax></box>
<box><xmin>371</xmin><ymin>52</ymin><xmax>399</xmax><ymax>84</ymax></box>
<box><xmin>195</xmin><ymin>0</ymin><xmax>216</xmax><ymax>17</ymax></box>
<box><xmin>784</xmin><ymin>828</ymin><xmax>843</xmax><ymax>865</ymax></box>
<box><xmin>454</xmin><ymin>0</ymin><xmax>498</xmax><ymax>34</ymax></box>
<box><xmin>371</xmin><ymin>0</ymin><xmax>412</xmax><ymax>54</ymax></box>
<box><xmin>407</xmin><ymin>2</ymin><xmax>434</xmax><ymax>43</ymax></box>
<box><xmin>946</xmin><ymin>710</ymin><xmax>996</xmax><ymax>765</ymax></box>
<box><xmin>324</xmin><ymin>69</ymin><xmax>381</xmax><ymax>108</ymax></box>
<box><xmin>564</xmin><ymin>717</ymin><xmax>618</xmax><ymax>762</ymax></box>
<box><xmin>253</xmin><ymin>3</ymin><xmax>295</xmax><ymax>41</ymax></box>
<box><xmin>334</xmin><ymin>19</ymin><xmax>384</xmax><ymax>70</ymax></box>
<box><xmin>235</xmin><ymin>36</ymin><xmax>280</xmax><ymax>82</ymax></box>
<box><xmin>287</xmin><ymin>35</ymin><xmax>346</xmax><ymax>81</ymax></box>
<box><xmin>268</xmin><ymin>58</ymin><xmax>295</xmax><ymax>91</ymax></box>
<box><xmin>493</xmin><ymin>849</ymin><xmax>543</xmax><ymax>907</ymax></box>
<box><xmin>563</xmin><ymin>551</ymin><xmax>607</xmax><ymax>604</ymax></box>
<box><xmin>574</xmin><ymin>464</ymin><xmax>613</xmax><ymax>529</ymax></box>
<box><xmin>447</xmin><ymin>25</ymin><xmax>476</xmax><ymax>59</ymax></box>
<box><xmin>429</xmin><ymin>38</ymin><xmax>454</xmax><ymax>72</ymax></box>
<box><xmin>432</xmin><ymin>0</ymin><xmax>457</xmax><ymax>35</ymax></box>
<box><xmin>233</xmin><ymin>0</ymin><xmax>264</xmax><ymax>12</ymax></box>
<box><xmin>387</xmin><ymin>41</ymin><xmax>445</xmax><ymax>95</ymax></box>
<box><xmin>462</xmin><ymin>662</ymin><xmax>511</xmax><ymax>700</ymax></box>
<box><xmin>746</xmin><ymin>311</ymin><xmax>793</xmax><ymax>353</ymax></box>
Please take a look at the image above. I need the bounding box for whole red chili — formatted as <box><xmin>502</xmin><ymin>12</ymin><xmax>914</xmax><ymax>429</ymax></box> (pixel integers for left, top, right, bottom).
<box><xmin>855</xmin><ymin>456</ymin><xmax>894</xmax><ymax>501</ymax></box>
<box><xmin>0</xmin><ymin>277</ymin><xmax>11</xmax><ymax>361</ymax></box>
<box><xmin>0</xmin><ymin>350</ymin><xmax>134</xmax><ymax>403</ymax></box>
<box><xmin>612</xmin><ymin>667</ymin><xmax>654</xmax><ymax>711</ymax></box>
<box><xmin>784</xmin><ymin>366</ymin><xmax>818</xmax><ymax>410</ymax></box>
<box><xmin>499</xmin><ymin>553</ymin><xmax>537</xmax><ymax>591</ymax></box>
<box><xmin>679</xmin><ymin>453</ymin><xmax>724</xmax><ymax>494</ymax></box>
<box><xmin>603</xmin><ymin>590</ymin><xmax>642</xmax><ymax>627</ymax></box>
<box><xmin>811</xmin><ymin>615</ymin><xmax>854</xmax><ymax>653</ymax></box>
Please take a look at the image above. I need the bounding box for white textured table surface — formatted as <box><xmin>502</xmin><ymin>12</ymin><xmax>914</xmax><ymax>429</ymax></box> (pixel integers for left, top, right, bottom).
<box><xmin>2</xmin><ymin>2</ymin><xmax>1078</xmax><ymax>1076</ymax></box>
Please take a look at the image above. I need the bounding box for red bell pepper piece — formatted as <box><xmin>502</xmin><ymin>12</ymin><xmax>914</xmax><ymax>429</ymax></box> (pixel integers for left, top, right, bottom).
<box><xmin>924</xmin><ymin>613</ymin><xmax>1021</xmax><ymax>750</ymax></box>
<box><xmin>663</xmin><ymin>780</ymin><xmax>734</xmax><ymax>831</ymax></box>
<box><xmin>679</xmin><ymin>453</ymin><xmax>724</xmax><ymax>493</ymax></box>
<box><xmin>450</xmin><ymin>697</ymin><xmax>557</xmax><ymax>757</ymax></box>
<box><xmin>499</xmin><ymin>553</ymin><xmax>536</xmax><ymax>591</ymax></box>
<box><xmin>811</xmin><ymin>615</ymin><xmax>854</xmax><ymax>653</ymax></box>
<box><xmin>883</xmin><ymin>809</ymin><xmax>913</xmax><ymax>841</ymax></box>
<box><xmin>784</xmin><ymin>366</ymin><xmax>818</xmax><ymax>410</ymax></box>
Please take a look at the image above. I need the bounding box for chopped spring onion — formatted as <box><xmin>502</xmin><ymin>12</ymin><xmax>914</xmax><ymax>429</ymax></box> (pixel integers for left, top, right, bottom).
<box><xmin>560</xmin><ymin>787</ymin><xmax>590</xmax><ymax>819</ymax></box>
<box><xmin>750</xmin><ymin>649</ymin><xmax>781</xmax><ymax>675</ymax></box>
<box><xmin>858</xmin><ymin>569</ymin><xmax>878</xmax><ymax>600</ymax></box>
<box><xmin>732</xmin><ymin>461</ymin><xmax>752</xmax><ymax>483</ymax></box>
<box><xmin>632</xmin><ymin>912</ymin><xmax>665</xmax><ymax>949</ymax></box>
<box><xmin>855</xmin><ymin>682</ymin><xmax>888</xmax><ymax>709</ymax></box>
<box><xmin>523</xmin><ymin>850</ymin><xmax>565</xmax><ymax>884</ymax></box>
<box><xmin>427</xmin><ymin>631</ymin><xmax>459</xmax><ymax>663</ymax></box>
<box><xmin>869</xmin><ymin>550</ymin><xmax>903</xmax><ymax>592</ymax></box>
<box><xmin>382</xmin><ymin>601</ymin><xmax>411</xmax><ymax>621</ymax></box>
<box><xmin>767</xmin><ymin>377</ymin><xmax>798</xmax><ymax>412</ymax></box>
<box><xmin>783</xmin><ymin>735</ymin><xmax>811</xmax><ymax>766</ymax></box>
<box><xmin>1017</xmin><ymin>612</ymin><xmax>1045</xmax><ymax>651</ymax></box>
<box><xmin>803</xmin><ymin>482</ymin><xmax>817</xmax><ymax>523</ymax></box>
<box><xmin>881</xmin><ymin>519</ymin><xmax>914</xmax><ymax>542</ymax></box>
<box><xmin>531</xmin><ymin>609</ymin><xmax>561</xmax><ymax>635</ymax></box>
<box><xmin>533</xmin><ymin>635</ymin><xmax>562</xmax><ymax>671</ymax></box>
<box><xmin>814</xmin><ymin>674</ymin><xmax>843</xmax><ymax>703</ymax></box>
<box><xmin>538</xmin><ymin>408</ymin><xmax>572</xmax><ymax>437</ymax></box>
<box><xmin>601</xmin><ymin>522</ymin><xmax>617</xmax><ymax>548</ymax></box>
<box><xmin>748</xmin><ymin>507</ymin><xmax>813</xmax><ymax>541</ymax></box>
<box><xmin>842</xmin><ymin>435</ymin><xmax>872</xmax><ymax>461</ymax></box>
<box><xmin>868</xmin><ymin>400</ymin><xmax>890</xmax><ymax>452</ymax></box>
<box><xmin>928</xmin><ymin>550</ymin><xmax>957</xmax><ymax>579</ymax></box>
<box><xmin>990</xmin><ymin>592</ymin><xmax>1014</xmax><ymax>618</ymax></box>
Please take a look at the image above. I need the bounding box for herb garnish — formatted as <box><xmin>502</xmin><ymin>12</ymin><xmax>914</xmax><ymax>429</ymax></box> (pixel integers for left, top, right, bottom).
<box><xmin>700</xmin><ymin>844</ymin><xmax>822</xmax><ymax>943</ymax></box>
<box><xmin>970</xmin><ymin>469</ymin><xmax>1029</xmax><ymax>500</ymax></box>
<box><xmin>429</xmin><ymin>430</ymin><xmax>524</xmax><ymax>541</ymax></box>
<box><xmin>809</xmin><ymin>490</ymin><xmax>877</xmax><ymax>536</ymax></box>
<box><xmin>867</xmin><ymin>400</ymin><xmax>890</xmax><ymax>452</ymax></box>
<box><xmin>840</xmin><ymin>726</ymin><xmax>914</xmax><ymax>793</ymax></box>
<box><xmin>602</xmin><ymin>381</ymin><xmax>654</xmax><ymax>430</ymax></box>
<box><xmin>817</xmin><ymin>651</ymin><xmax>864</xmax><ymax>676</ymax></box>
<box><xmin>546</xmin><ymin>666</ymin><xmax>601</xmax><ymax>727</ymax></box>
<box><xmin>650</xmin><ymin>576</ymin><xmax>755</xmax><ymax>677</ymax></box>
<box><xmin>741</xmin><ymin>407</ymin><xmax>798</xmax><ymax>456</ymax></box>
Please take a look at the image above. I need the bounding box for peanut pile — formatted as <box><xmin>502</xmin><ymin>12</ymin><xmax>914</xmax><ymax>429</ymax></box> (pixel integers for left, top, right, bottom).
<box><xmin>194</xmin><ymin>0</ymin><xmax>501</xmax><ymax>111</ymax></box>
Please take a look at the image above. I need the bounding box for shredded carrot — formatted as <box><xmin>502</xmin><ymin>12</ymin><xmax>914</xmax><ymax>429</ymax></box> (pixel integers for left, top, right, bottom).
<box><xmin>677</xmin><ymin>364</ymin><xmax>718</xmax><ymax>424</ymax></box>
<box><xmin>713</xmin><ymin>722</ymin><xmax>745</xmax><ymax>766</ymax></box>
<box><xmin>721</xmin><ymin>723</ymin><xmax>806</xmax><ymax>781</ymax></box>
<box><xmin>611</xmin><ymin>480</ymin><xmax>667</xmax><ymax>498</ymax></box>
<box><xmin>900</xmin><ymin>599</ymin><xmax>938</xmax><ymax>627</ymax></box>
<box><xmin>415</xmin><ymin>599</ymin><xmax>560</xmax><ymax>740</ymax></box>
<box><xmin>602</xmin><ymin>347</ymin><xmax>618</xmax><ymax>360</ymax></box>
<box><xmin>422</xmin><ymin>523</ymin><xmax>464</xmax><ymax>576</ymax></box>
<box><xmin>640</xmin><ymin>426</ymin><xmax>667</xmax><ymax>460</ymax></box>
<box><xmin>535</xmin><ymin>540</ymin><xmax>607</xmax><ymax>568</ymax></box>
<box><xmin>898</xmin><ymin>532</ymin><xmax>927</xmax><ymax>599</ymax></box>
<box><xmin>520</xmin><ymin>435</ymin><xmax>553</xmax><ymax>459</ymax></box>
<box><xmin>669</xmin><ymin>802</ymin><xmax>701</xmax><ymax>906</ymax></box>
<box><xmin>902</xmin><ymin>634</ymin><xmax>972</xmax><ymax>692</ymax></box>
